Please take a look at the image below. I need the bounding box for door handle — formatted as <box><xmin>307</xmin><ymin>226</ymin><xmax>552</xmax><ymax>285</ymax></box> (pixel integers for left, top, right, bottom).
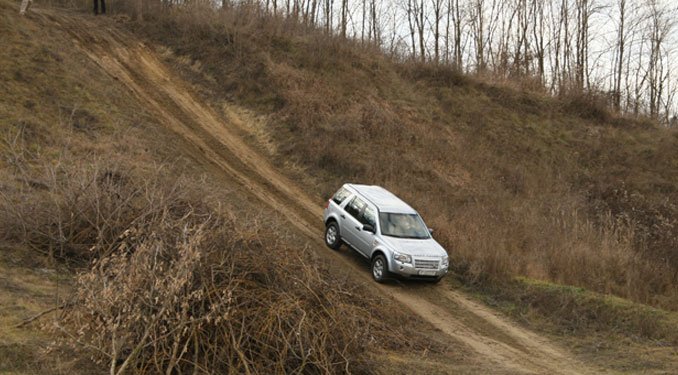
<box><xmin>355</xmin><ymin>226</ymin><xmax>361</xmax><ymax>230</ymax></box>
<box><xmin>340</xmin><ymin>214</ymin><xmax>346</xmax><ymax>219</ymax></box>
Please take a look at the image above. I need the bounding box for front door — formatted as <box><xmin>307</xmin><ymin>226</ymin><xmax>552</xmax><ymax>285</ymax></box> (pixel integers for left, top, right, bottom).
<box><xmin>354</xmin><ymin>205</ymin><xmax>377</xmax><ymax>257</ymax></box>
<box><xmin>342</xmin><ymin>196</ymin><xmax>369</xmax><ymax>257</ymax></box>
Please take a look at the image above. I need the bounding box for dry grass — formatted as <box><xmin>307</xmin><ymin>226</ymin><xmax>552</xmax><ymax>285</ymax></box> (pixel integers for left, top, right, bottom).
<box><xmin>2</xmin><ymin>1</ymin><xmax>676</xmax><ymax>372</ymax></box>
<box><xmin>486</xmin><ymin>277</ymin><xmax>678</xmax><ymax>344</ymax></box>
<box><xmin>0</xmin><ymin>6</ymin><xmax>439</xmax><ymax>371</ymax></box>
<box><xmin>119</xmin><ymin>1</ymin><xmax>678</xmax><ymax>311</ymax></box>
<box><xmin>0</xmin><ymin>153</ymin><xmax>421</xmax><ymax>373</ymax></box>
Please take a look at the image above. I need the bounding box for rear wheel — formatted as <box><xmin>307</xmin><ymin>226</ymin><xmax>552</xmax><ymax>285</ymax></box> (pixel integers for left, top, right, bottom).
<box><xmin>324</xmin><ymin>222</ymin><xmax>342</xmax><ymax>250</ymax></box>
<box><xmin>371</xmin><ymin>254</ymin><xmax>389</xmax><ymax>283</ymax></box>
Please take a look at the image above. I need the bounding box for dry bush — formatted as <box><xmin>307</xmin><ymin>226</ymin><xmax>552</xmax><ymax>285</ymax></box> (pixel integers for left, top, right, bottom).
<box><xmin>590</xmin><ymin>185</ymin><xmax>678</xmax><ymax>274</ymax></box>
<box><xmin>0</xmin><ymin>155</ymin><xmax>204</xmax><ymax>264</ymax></box>
<box><xmin>0</xmin><ymin>131</ymin><xmax>424</xmax><ymax>373</ymax></box>
<box><xmin>400</xmin><ymin>63</ymin><xmax>468</xmax><ymax>87</ymax></box>
<box><xmin>436</xmin><ymin>197</ymin><xmax>677</xmax><ymax>309</ymax></box>
<box><xmin>0</xmin><ymin>149</ymin><xmax>431</xmax><ymax>374</ymax></box>
<box><xmin>52</xmin><ymin>209</ymin><xmax>387</xmax><ymax>374</ymax></box>
<box><xmin>559</xmin><ymin>90</ymin><xmax>612</xmax><ymax>123</ymax></box>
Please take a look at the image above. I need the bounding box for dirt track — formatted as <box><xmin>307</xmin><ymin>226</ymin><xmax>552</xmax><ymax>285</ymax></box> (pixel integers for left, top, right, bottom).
<box><xmin>54</xmin><ymin>13</ymin><xmax>600</xmax><ymax>374</ymax></box>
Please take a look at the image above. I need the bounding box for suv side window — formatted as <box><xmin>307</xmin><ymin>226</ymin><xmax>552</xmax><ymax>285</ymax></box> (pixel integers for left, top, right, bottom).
<box><xmin>332</xmin><ymin>187</ymin><xmax>351</xmax><ymax>205</ymax></box>
<box><xmin>345</xmin><ymin>196</ymin><xmax>366</xmax><ymax>220</ymax></box>
<box><xmin>361</xmin><ymin>206</ymin><xmax>377</xmax><ymax>227</ymax></box>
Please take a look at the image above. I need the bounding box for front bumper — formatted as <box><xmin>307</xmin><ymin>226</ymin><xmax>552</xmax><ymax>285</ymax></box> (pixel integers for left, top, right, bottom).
<box><xmin>389</xmin><ymin>258</ymin><xmax>448</xmax><ymax>279</ymax></box>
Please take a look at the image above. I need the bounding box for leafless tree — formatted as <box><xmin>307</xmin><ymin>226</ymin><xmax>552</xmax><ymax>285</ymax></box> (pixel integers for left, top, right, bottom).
<box><xmin>340</xmin><ymin>0</ymin><xmax>349</xmax><ymax>37</ymax></box>
<box><xmin>449</xmin><ymin>0</ymin><xmax>464</xmax><ymax>68</ymax></box>
<box><xmin>532</xmin><ymin>0</ymin><xmax>546</xmax><ymax>82</ymax></box>
<box><xmin>644</xmin><ymin>0</ymin><xmax>674</xmax><ymax>118</ymax></box>
<box><xmin>431</xmin><ymin>0</ymin><xmax>444</xmax><ymax>62</ymax></box>
<box><xmin>470</xmin><ymin>0</ymin><xmax>486</xmax><ymax>71</ymax></box>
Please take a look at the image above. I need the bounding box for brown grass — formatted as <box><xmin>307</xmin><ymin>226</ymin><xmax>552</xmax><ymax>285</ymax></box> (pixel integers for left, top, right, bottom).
<box><xmin>115</xmin><ymin>1</ymin><xmax>678</xmax><ymax>311</ymax></box>
<box><xmin>0</xmin><ymin>137</ymin><xmax>431</xmax><ymax>374</ymax></box>
<box><xmin>471</xmin><ymin>277</ymin><xmax>678</xmax><ymax>345</ymax></box>
<box><xmin>0</xmin><ymin>113</ymin><xmax>437</xmax><ymax>372</ymax></box>
<box><xmin>0</xmin><ymin>6</ymin><xmax>441</xmax><ymax>371</ymax></box>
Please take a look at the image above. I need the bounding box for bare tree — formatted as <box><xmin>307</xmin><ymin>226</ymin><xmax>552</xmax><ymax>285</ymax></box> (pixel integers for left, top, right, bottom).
<box><xmin>470</xmin><ymin>0</ymin><xmax>486</xmax><ymax>72</ymax></box>
<box><xmin>574</xmin><ymin>0</ymin><xmax>599</xmax><ymax>90</ymax></box>
<box><xmin>644</xmin><ymin>0</ymin><xmax>675</xmax><ymax>118</ymax></box>
<box><xmin>431</xmin><ymin>0</ymin><xmax>444</xmax><ymax>62</ymax></box>
<box><xmin>413</xmin><ymin>0</ymin><xmax>427</xmax><ymax>62</ymax></box>
<box><xmin>324</xmin><ymin>0</ymin><xmax>334</xmax><ymax>32</ymax></box>
<box><xmin>610</xmin><ymin>0</ymin><xmax>628</xmax><ymax>110</ymax></box>
<box><xmin>532</xmin><ymin>0</ymin><xmax>546</xmax><ymax>82</ymax></box>
<box><xmin>340</xmin><ymin>0</ymin><xmax>349</xmax><ymax>37</ymax></box>
<box><xmin>450</xmin><ymin>0</ymin><xmax>464</xmax><ymax>68</ymax></box>
<box><xmin>369</xmin><ymin>0</ymin><xmax>380</xmax><ymax>43</ymax></box>
<box><xmin>406</xmin><ymin>0</ymin><xmax>418</xmax><ymax>58</ymax></box>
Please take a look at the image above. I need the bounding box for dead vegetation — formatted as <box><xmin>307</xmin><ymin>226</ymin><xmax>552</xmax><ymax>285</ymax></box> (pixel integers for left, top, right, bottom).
<box><xmin>1</xmin><ymin>6</ymin><xmax>444</xmax><ymax>372</ymax></box>
<box><xmin>51</xmin><ymin>200</ymin><xmax>381</xmax><ymax>374</ymax></box>
<box><xmin>0</xmin><ymin>143</ymin><xmax>431</xmax><ymax>373</ymax></box>
<box><xmin>119</xmin><ymin>1</ymin><xmax>678</xmax><ymax>311</ymax></box>
<box><xmin>1</xmin><ymin>0</ymin><xmax>676</xmax><ymax>372</ymax></box>
<box><xmin>0</xmin><ymin>122</ymin><xmax>433</xmax><ymax>374</ymax></box>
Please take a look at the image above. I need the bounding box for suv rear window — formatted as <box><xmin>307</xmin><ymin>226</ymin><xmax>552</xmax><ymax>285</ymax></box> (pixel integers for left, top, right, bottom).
<box><xmin>332</xmin><ymin>187</ymin><xmax>351</xmax><ymax>205</ymax></box>
<box><xmin>345</xmin><ymin>196</ymin><xmax>366</xmax><ymax>219</ymax></box>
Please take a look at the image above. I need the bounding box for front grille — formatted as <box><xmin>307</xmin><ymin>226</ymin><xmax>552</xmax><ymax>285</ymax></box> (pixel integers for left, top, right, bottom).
<box><xmin>414</xmin><ymin>259</ymin><xmax>439</xmax><ymax>269</ymax></box>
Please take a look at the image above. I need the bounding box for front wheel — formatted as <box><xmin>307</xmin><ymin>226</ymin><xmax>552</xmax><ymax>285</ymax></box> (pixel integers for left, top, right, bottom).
<box><xmin>371</xmin><ymin>254</ymin><xmax>389</xmax><ymax>283</ymax></box>
<box><xmin>324</xmin><ymin>222</ymin><xmax>342</xmax><ymax>250</ymax></box>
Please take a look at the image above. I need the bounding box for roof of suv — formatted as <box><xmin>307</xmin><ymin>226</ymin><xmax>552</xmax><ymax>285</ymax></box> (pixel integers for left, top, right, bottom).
<box><xmin>346</xmin><ymin>184</ymin><xmax>417</xmax><ymax>214</ymax></box>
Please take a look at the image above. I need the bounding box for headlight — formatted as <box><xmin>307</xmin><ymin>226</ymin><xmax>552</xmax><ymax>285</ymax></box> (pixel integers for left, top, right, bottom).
<box><xmin>393</xmin><ymin>252</ymin><xmax>412</xmax><ymax>264</ymax></box>
<box><xmin>441</xmin><ymin>256</ymin><xmax>449</xmax><ymax>267</ymax></box>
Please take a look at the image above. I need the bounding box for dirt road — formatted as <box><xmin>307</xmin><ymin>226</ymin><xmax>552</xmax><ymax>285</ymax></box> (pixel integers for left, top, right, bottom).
<box><xmin>55</xmin><ymin>13</ymin><xmax>599</xmax><ymax>374</ymax></box>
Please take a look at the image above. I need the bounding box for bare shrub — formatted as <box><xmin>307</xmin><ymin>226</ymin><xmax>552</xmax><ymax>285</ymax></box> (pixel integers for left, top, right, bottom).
<box><xmin>51</xmin><ymin>202</ymin><xmax>387</xmax><ymax>374</ymax></box>
<box><xmin>560</xmin><ymin>90</ymin><xmax>612</xmax><ymax>122</ymax></box>
<box><xmin>0</xmin><ymin>155</ymin><xmax>208</xmax><ymax>264</ymax></box>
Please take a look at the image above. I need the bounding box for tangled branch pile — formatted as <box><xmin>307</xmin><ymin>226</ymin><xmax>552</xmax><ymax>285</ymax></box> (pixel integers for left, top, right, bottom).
<box><xmin>57</xmin><ymin>211</ymin><xmax>379</xmax><ymax>374</ymax></box>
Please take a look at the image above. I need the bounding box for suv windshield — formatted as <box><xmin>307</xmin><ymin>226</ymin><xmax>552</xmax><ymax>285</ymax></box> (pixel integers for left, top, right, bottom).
<box><xmin>379</xmin><ymin>212</ymin><xmax>430</xmax><ymax>239</ymax></box>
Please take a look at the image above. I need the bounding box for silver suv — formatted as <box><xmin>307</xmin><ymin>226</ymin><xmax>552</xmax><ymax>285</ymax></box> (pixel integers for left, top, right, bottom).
<box><xmin>323</xmin><ymin>184</ymin><xmax>449</xmax><ymax>283</ymax></box>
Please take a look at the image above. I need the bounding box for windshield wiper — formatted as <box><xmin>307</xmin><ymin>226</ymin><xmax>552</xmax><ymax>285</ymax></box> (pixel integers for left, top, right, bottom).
<box><xmin>384</xmin><ymin>234</ymin><xmax>408</xmax><ymax>238</ymax></box>
<box><xmin>384</xmin><ymin>234</ymin><xmax>429</xmax><ymax>239</ymax></box>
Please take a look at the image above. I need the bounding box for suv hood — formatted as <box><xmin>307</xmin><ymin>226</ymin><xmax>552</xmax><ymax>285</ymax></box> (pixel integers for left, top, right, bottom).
<box><xmin>381</xmin><ymin>236</ymin><xmax>447</xmax><ymax>257</ymax></box>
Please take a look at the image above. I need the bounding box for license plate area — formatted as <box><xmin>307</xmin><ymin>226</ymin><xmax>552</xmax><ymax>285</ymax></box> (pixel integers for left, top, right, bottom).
<box><xmin>418</xmin><ymin>270</ymin><xmax>437</xmax><ymax>276</ymax></box>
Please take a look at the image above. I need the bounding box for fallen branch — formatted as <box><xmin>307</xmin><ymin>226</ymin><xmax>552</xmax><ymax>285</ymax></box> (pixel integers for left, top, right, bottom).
<box><xmin>14</xmin><ymin>302</ymin><xmax>72</xmax><ymax>328</ymax></box>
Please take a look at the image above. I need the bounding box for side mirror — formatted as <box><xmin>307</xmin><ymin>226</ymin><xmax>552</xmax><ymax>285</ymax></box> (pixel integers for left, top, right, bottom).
<box><xmin>363</xmin><ymin>224</ymin><xmax>376</xmax><ymax>233</ymax></box>
<box><xmin>428</xmin><ymin>227</ymin><xmax>434</xmax><ymax>235</ymax></box>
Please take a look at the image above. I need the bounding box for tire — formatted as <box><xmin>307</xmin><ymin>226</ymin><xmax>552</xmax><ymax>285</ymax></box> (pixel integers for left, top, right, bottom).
<box><xmin>371</xmin><ymin>254</ymin><xmax>389</xmax><ymax>283</ymax></box>
<box><xmin>324</xmin><ymin>221</ymin><xmax>342</xmax><ymax>250</ymax></box>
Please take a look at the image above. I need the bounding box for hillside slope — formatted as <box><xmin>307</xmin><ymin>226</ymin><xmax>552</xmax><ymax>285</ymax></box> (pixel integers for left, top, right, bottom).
<box><xmin>1</xmin><ymin>2</ymin><xmax>676</xmax><ymax>374</ymax></box>
<box><xmin>54</xmin><ymin>10</ymin><xmax>598</xmax><ymax>375</ymax></box>
<box><xmin>132</xmin><ymin>5</ymin><xmax>678</xmax><ymax>311</ymax></box>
